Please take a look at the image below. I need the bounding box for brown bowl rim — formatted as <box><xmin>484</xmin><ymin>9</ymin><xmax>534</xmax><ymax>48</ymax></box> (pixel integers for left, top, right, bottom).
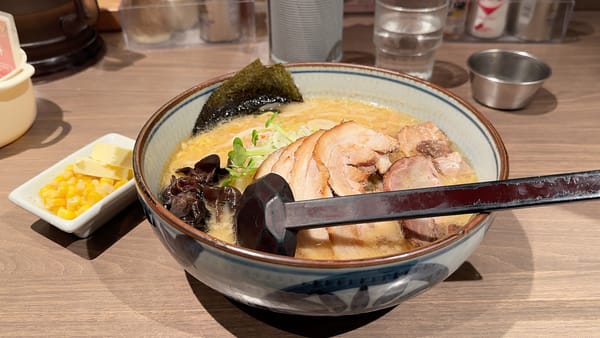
<box><xmin>134</xmin><ymin>62</ymin><xmax>510</xmax><ymax>269</ymax></box>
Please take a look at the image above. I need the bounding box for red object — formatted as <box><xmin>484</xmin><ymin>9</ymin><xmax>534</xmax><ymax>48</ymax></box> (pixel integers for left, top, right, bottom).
<box><xmin>0</xmin><ymin>18</ymin><xmax>17</xmax><ymax>77</ymax></box>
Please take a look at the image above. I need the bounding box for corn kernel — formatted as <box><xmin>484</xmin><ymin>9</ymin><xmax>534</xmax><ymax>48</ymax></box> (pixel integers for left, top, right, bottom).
<box><xmin>57</xmin><ymin>182</ymin><xmax>68</xmax><ymax>195</ymax></box>
<box><xmin>114</xmin><ymin>179</ymin><xmax>127</xmax><ymax>189</ymax></box>
<box><xmin>39</xmin><ymin>162</ymin><xmax>129</xmax><ymax>220</ymax></box>
<box><xmin>64</xmin><ymin>169</ymin><xmax>73</xmax><ymax>180</ymax></box>
<box><xmin>75</xmin><ymin>179</ymin><xmax>86</xmax><ymax>192</ymax></box>
<box><xmin>86</xmin><ymin>191</ymin><xmax>104</xmax><ymax>204</ymax></box>
<box><xmin>57</xmin><ymin>207</ymin><xmax>76</xmax><ymax>220</ymax></box>
<box><xmin>39</xmin><ymin>186</ymin><xmax>52</xmax><ymax>198</ymax></box>
<box><xmin>97</xmin><ymin>182</ymin><xmax>114</xmax><ymax>195</ymax></box>
<box><xmin>99</xmin><ymin>177</ymin><xmax>114</xmax><ymax>185</ymax></box>
<box><xmin>47</xmin><ymin>197</ymin><xmax>66</xmax><ymax>209</ymax></box>
<box><xmin>78</xmin><ymin>204</ymin><xmax>91</xmax><ymax>214</ymax></box>
<box><xmin>66</xmin><ymin>186</ymin><xmax>77</xmax><ymax>198</ymax></box>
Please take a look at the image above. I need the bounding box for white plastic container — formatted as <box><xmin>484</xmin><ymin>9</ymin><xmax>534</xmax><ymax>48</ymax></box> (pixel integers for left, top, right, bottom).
<box><xmin>0</xmin><ymin>49</ymin><xmax>36</xmax><ymax>148</ymax></box>
<box><xmin>467</xmin><ymin>0</ymin><xmax>509</xmax><ymax>39</ymax></box>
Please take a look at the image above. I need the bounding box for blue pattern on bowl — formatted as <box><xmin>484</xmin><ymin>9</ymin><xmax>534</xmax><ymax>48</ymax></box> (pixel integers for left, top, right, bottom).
<box><xmin>140</xmin><ymin>195</ymin><xmax>492</xmax><ymax>315</ymax></box>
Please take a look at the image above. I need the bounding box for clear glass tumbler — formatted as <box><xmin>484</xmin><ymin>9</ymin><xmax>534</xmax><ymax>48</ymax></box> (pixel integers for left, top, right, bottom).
<box><xmin>373</xmin><ymin>0</ymin><xmax>448</xmax><ymax>80</ymax></box>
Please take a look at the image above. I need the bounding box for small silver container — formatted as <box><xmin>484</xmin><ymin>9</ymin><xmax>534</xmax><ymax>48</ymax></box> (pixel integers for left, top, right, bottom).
<box><xmin>467</xmin><ymin>49</ymin><xmax>551</xmax><ymax>110</ymax></box>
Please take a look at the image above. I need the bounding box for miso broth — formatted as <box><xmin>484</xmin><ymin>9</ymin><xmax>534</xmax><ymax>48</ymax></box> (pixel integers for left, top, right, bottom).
<box><xmin>161</xmin><ymin>97</ymin><xmax>477</xmax><ymax>259</ymax></box>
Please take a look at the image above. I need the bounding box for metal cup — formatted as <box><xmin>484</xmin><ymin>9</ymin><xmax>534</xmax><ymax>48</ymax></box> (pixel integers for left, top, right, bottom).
<box><xmin>268</xmin><ymin>0</ymin><xmax>344</xmax><ymax>63</ymax></box>
<box><xmin>467</xmin><ymin>49</ymin><xmax>552</xmax><ymax>110</ymax></box>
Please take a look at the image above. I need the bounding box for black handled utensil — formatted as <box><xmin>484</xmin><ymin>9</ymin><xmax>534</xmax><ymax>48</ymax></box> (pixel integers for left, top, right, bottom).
<box><xmin>234</xmin><ymin>170</ymin><xmax>600</xmax><ymax>256</ymax></box>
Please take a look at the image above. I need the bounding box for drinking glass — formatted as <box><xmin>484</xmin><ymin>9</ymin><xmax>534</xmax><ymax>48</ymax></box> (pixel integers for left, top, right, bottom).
<box><xmin>373</xmin><ymin>0</ymin><xmax>448</xmax><ymax>80</ymax></box>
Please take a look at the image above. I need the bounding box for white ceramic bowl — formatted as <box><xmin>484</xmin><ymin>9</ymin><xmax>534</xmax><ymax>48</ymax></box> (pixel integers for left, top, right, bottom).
<box><xmin>0</xmin><ymin>49</ymin><xmax>36</xmax><ymax>148</ymax></box>
<box><xmin>134</xmin><ymin>63</ymin><xmax>509</xmax><ymax>316</ymax></box>
<box><xmin>9</xmin><ymin>133</ymin><xmax>137</xmax><ymax>238</ymax></box>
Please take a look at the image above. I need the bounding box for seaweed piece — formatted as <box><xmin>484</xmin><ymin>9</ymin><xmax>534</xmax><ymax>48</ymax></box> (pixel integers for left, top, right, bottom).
<box><xmin>192</xmin><ymin>59</ymin><xmax>303</xmax><ymax>135</ymax></box>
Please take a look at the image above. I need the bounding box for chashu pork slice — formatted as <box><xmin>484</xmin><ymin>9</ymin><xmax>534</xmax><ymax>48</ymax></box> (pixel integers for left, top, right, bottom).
<box><xmin>288</xmin><ymin>130</ymin><xmax>332</xmax><ymax>200</ymax></box>
<box><xmin>269</xmin><ymin>135</ymin><xmax>306</xmax><ymax>182</ymax></box>
<box><xmin>313</xmin><ymin>121</ymin><xmax>399</xmax><ymax>196</ymax></box>
<box><xmin>383</xmin><ymin>155</ymin><xmax>441</xmax><ymax>191</ymax></box>
<box><xmin>383</xmin><ymin>154</ymin><xmax>471</xmax><ymax>247</ymax></box>
<box><xmin>312</xmin><ymin>121</ymin><xmax>406</xmax><ymax>260</ymax></box>
<box><xmin>287</xmin><ymin>130</ymin><xmax>335</xmax><ymax>259</ymax></box>
<box><xmin>254</xmin><ymin>130</ymin><xmax>335</xmax><ymax>259</ymax></box>
<box><xmin>254</xmin><ymin>147</ymin><xmax>284</xmax><ymax>179</ymax></box>
<box><xmin>397</xmin><ymin>121</ymin><xmax>451</xmax><ymax>157</ymax></box>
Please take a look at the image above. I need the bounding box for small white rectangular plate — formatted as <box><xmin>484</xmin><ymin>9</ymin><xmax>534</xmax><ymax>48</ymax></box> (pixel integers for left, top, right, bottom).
<box><xmin>9</xmin><ymin>133</ymin><xmax>137</xmax><ymax>238</ymax></box>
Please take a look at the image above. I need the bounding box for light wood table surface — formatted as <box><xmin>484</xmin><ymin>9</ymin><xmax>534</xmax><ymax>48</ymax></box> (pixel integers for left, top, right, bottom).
<box><xmin>1</xmin><ymin>11</ymin><xmax>599</xmax><ymax>338</ymax></box>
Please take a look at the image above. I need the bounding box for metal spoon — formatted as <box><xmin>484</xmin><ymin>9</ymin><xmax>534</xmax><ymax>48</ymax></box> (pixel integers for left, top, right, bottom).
<box><xmin>234</xmin><ymin>170</ymin><xmax>600</xmax><ymax>256</ymax></box>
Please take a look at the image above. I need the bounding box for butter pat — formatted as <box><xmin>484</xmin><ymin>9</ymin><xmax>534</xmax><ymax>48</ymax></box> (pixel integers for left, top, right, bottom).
<box><xmin>73</xmin><ymin>158</ymin><xmax>131</xmax><ymax>180</ymax></box>
<box><xmin>91</xmin><ymin>142</ymin><xmax>133</xmax><ymax>168</ymax></box>
<box><xmin>73</xmin><ymin>142</ymin><xmax>133</xmax><ymax>180</ymax></box>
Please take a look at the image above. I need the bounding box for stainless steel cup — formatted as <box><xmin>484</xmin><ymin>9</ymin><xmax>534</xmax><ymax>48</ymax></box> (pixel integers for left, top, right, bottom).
<box><xmin>467</xmin><ymin>49</ymin><xmax>551</xmax><ymax>110</ymax></box>
<box><xmin>268</xmin><ymin>0</ymin><xmax>343</xmax><ymax>63</ymax></box>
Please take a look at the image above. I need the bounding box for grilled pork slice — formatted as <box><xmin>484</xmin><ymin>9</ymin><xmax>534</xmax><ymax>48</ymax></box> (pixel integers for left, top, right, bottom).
<box><xmin>313</xmin><ymin>121</ymin><xmax>399</xmax><ymax>196</ymax></box>
<box><xmin>288</xmin><ymin>130</ymin><xmax>331</xmax><ymax>200</ymax></box>
<box><xmin>382</xmin><ymin>155</ymin><xmax>446</xmax><ymax>246</ymax></box>
<box><xmin>288</xmin><ymin>130</ymin><xmax>334</xmax><ymax>259</ymax></box>
<box><xmin>383</xmin><ymin>155</ymin><xmax>442</xmax><ymax>191</ymax></box>
<box><xmin>254</xmin><ymin>129</ymin><xmax>335</xmax><ymax>259</ymax></box>
<box><xmin>310</xmin><ymin>121</ymin><xmax>404</xmax><ymax>259</ymax></box>
<box><xmin>400</xmin><ymin>219</ymin><xmax>462</xmax><ymax>247</ymax></box>
<box><xmin>433</xmin><ymin>151</ymin><xmax>474</xmax><ymax>179</ymax></box>
<box><xmin>396</xmin><ymin>121</ymin><xmax>450</xmax><ymax>157</ymax></box>
<box><xmin>256</xmin><ymin>121</ymin><xmax>480</xmax><ymax>259</ymax></box>
<box><xmin>270</xmin><ymin>135</ymin><xmax>306</xmax><ymax>182</ymax></box>
<box><xmin>254</xmin><ymin>147</ymin><xmax>284</xmax><ymax>179</ymax></box>
<box><xmin>321</xmin><ymin>221</ymin><xmax>411</xmax><ymax>260</ymax></box>
<box><xmin>383</xmin><ymin>153</ymin><xmax>474</xmax><ymax>246</ymax></box>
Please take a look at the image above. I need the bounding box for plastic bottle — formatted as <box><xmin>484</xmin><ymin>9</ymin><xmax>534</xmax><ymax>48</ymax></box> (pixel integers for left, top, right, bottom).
<box><xmin>201</xmin><ymin>0</ymin><xmax>241</xmax><ymax>43</ymax></box>
<box><xmin>467</xmin><ymin>0</ymin><xmax>509</xmax><ymax>39</ymax></box>
<box><xmin>515</xmin><ymin>0</ymin><xmax>560</xmax><ymax>41</ymax></box>
<box><xmin>444</xmin><ymin>0</ymin><xmax>470</xmax><ymax>39</ymax></box>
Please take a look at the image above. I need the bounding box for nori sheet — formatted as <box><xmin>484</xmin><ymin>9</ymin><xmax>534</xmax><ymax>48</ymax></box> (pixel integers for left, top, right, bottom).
<box><xmin>192</xmin><ymin>59</ymin><xmax>303</xmax><ymax>135</ymax></box>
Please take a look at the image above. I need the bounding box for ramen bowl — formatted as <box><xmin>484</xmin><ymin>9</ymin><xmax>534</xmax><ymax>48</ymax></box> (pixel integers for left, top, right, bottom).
<box><xmin>134</xmin><ymin>63</ymin><xmax>509</xmax><ymax>316</ymax></box>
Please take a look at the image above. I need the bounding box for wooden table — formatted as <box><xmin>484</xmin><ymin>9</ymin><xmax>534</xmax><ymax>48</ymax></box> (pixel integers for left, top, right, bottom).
<box><xmin>1</xmin><ymin>11</ymin><xmax>599</xmax><ymax>337</ymax></box>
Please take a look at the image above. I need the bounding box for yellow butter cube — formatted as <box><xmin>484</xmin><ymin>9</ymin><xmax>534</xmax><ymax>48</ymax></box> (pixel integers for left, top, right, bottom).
<box><xmin>90</xmin><ymin>142</ymin><xmax>133</xmax><ymax>168</ymax></box>
<box><xmin>73</xmin><ymin>158</ymin><xmax>131</xmax><ymax>180</ymax></box>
